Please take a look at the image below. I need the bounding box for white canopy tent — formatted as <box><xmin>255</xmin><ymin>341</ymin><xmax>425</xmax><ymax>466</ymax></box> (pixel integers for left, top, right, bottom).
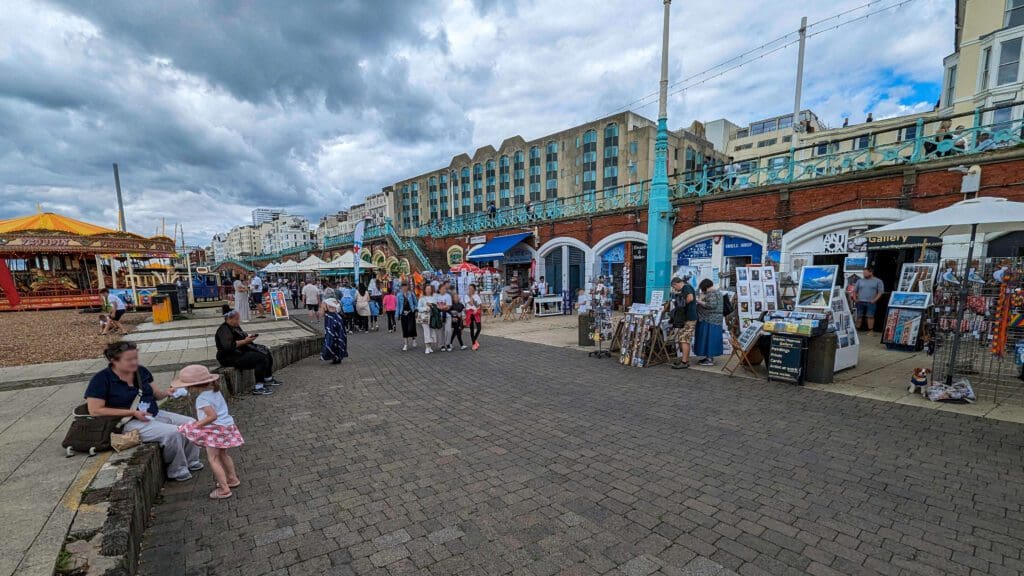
<box><xmin>294</xmin><ymin>255</ymin><xmax>327</xmax><ymax>272</ymax></box>
<box><xmin>275</xmin><ymin>259</ymin><xmax>299</xmax><ymax>273</ymax></box>
<box><xmin>867</xmin><ymin>197</ymin><xmax>1024</xmax><ymax>385</ymax></box>
<box><xmin>320</xmin><ymin>251</ymin><xmax>376</xmax><ymax>270</ymax></box>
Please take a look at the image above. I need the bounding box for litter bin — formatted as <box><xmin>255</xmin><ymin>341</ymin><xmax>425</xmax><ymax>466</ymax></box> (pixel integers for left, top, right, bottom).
<box><xmin>156</xmin><ymin>283</ymin><xmax>185</xmax><ymax>316</ymax></box>
<box><xmin>805</xmin><ymin>332</ymin><xmax>838</xmax><ymax>384</ymax></box>
<box><xmin>152</xmin><ymin>295</ymin><xmax>172</xmax><ymax>324</ymax></box>
<box><xmin>578</xmin><ymin>314</ymin><xmax>595</xmax><ymax>346</ymax></box>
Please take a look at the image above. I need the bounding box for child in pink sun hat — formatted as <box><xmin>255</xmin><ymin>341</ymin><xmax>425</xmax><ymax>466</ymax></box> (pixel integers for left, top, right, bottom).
<box><xmin>171</xmin><ymin>365</ymin><xmax>244</xmax><ymax>500</ymax></box>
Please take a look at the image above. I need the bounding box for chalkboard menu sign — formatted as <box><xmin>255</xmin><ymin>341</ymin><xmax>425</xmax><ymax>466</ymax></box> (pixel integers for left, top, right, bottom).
<box><xmin>767</xmin><ymin>334</ymin><xmax>805</xmax><ymax>384</ymax></box>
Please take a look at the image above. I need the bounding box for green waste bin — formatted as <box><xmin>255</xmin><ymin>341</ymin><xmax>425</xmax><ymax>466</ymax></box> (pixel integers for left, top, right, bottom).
<box><xmin>806</xmin><ymin>332</ymin><xmax>837</xmax><ymax>384</ymax></box>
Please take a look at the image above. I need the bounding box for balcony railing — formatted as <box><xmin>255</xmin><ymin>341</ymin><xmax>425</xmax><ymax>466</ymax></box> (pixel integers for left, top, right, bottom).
<box><xmin>414</xmin><ymin>102</ymin><xmax>1024</xmax><ymax>238</ymax></box>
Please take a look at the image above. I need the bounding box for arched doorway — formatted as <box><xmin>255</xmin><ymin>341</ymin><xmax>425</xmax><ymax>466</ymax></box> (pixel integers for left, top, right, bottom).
<box><xmin>593</xmin><ymin>231</ymin><xmax>648</xmax><ymax>306</ymax></box>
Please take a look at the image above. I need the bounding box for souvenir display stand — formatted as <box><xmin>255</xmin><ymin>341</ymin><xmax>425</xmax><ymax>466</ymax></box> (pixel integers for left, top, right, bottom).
<box><xmin>881</xmin><ymin>263</ymin><xmax>938</xmax><ymax>351</ymax></box>
<box><xmin>793</xmin><ymin>265</ymin><xmax>858</xmax><ymax>372</ymax></box>
<box><xmin>734</xmin><ymin>264</ymin><xmax>779</xmax><ymax>329</ymax></box>
<box><xmin>762</xmin><ymin>311</ymin><xmax>829</xmax><ymax>385</ymax></box>
<box><xmin>616</xmin><ymin>309</ymin><xmax>670</xmax><ymax>368</ymax></box>
<box><xmin>825</xmin><ymin>286</ymin><xmax>859</xmax><ymax>371</ymax></box>
<box><xmin>587</xmin><ymin>284</ymin><xmax>615</xmax><ymax>359</ymax></box>
<box><xmin>930</xmin><ymin>257</ymin><xmax>1024</xmax><ymax>404</ymax></box>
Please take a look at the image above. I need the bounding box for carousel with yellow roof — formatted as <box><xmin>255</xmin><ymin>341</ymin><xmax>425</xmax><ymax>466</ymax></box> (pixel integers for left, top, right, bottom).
<box><xmin>0</xmin><ymin>211</ymin><xmax>177</xmax><ymax>311</ymax></box>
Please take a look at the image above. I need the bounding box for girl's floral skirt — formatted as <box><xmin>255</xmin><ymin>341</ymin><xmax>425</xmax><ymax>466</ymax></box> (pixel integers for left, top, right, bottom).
<box><xmin>178</xmin><ymin>421</ymin><xmax>245</xmax><ymax>449</ymax></box>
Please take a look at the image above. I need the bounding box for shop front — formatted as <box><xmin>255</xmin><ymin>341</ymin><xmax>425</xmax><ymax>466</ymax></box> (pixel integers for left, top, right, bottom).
<box><xmin>543</xmin><ymin>245</ymin><xmax>587</xmax><ymax>295</ymax></box>
<box><xmin>781</xmin><ymin>209</ymin><xmax>923</xmax><ymax>330</ymax></box>
<box><xmin>467</xmin><ymin>232</ymin><xmax>536</xmax><ymax>289</ymax></box>
<box><xmin>673</xmin><ymin>229</ymin><xmax>765</xmax><ymax>290</ymax></box>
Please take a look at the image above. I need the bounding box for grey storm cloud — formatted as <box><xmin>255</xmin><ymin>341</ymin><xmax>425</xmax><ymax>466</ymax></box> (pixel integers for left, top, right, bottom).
<box><xmin>0</xmin><ymin>0</ymin><xmax>950</xmax><ymax>242</ymax></box>
<box><xmin>0</xmin><ymin>0</ymin><xmax>477</xmax><ymax>239</ymax></box>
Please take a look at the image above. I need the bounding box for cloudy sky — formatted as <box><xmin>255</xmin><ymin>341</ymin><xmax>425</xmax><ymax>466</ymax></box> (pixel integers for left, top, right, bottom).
<box><xmin>1</xmin><ymin>0</ymin><xmax>952</xmax><ymax>243</ymax></box>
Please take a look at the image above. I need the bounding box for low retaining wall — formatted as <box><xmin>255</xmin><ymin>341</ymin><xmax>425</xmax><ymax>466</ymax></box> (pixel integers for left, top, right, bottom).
<box><xmin>56</xmin><ymin>334</ymin><xmax>321</xmax><ymax>575</ymax></box>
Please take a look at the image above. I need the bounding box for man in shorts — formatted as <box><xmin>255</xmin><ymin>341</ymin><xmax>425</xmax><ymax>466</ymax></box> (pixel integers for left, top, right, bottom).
<box><xmin>667</xmin><ymin>275</ymin><xmax>697</xmax><ymax>369</ymax></box>
<box><xmin>854</xmin><ymin>266</ymin><xmax>885</xmax><ymax>334</ymax></box>
<box><xmin>100</xmin><ymin>288</ymin><xmax>127</xmax><ymax>335</ymax></box>
<box><xmin>301</xmin><ymin>279</ymin><xmax>321</xmax><ymax>323</ymax></box>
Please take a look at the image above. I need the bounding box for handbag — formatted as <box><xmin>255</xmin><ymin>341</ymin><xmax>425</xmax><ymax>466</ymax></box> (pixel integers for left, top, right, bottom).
<box><xmin>62</xmin><ymin>374</ymin><xmax>144</xmax><ymax>457</ymax></box>
<box><xmin>429</xmin><ymin>305</ymin><xmax>443</xmax><ymax>330</ymax></box>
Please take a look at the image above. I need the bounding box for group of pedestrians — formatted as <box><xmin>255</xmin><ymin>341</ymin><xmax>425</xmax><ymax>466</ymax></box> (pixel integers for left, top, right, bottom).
<box><xmin>281</xmin><ymin>275</ymin><xmax>485</xmax><ymax>356</ymax></box>
<box><xmin>402</xmin><ymin>280</ymin><xmax>484</xmax><ymax>354</ymax></box>
<box><xmin>667</xmin><ymin>273</ymin><xmax>725</xmax><ymax>369</ymax></box>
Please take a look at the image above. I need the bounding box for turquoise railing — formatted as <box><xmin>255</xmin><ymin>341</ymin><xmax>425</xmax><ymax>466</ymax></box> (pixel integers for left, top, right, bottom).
<box><xmin>239</xmin><ymin>243</ymin><xmax>316</xmax><ymax>263</ymax></box>
<box><xmin>322</xmin><ymin>220</ymin><xmax>434</xmax><ymax>271</ymax></box>
<box><xmin>413</xmin><ymin>102</ymin><xmax>1023</xmax><ymax>237</ymax></box>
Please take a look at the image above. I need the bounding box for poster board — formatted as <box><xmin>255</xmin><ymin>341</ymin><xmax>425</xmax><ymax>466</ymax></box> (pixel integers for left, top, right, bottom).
<box><xmin>796</xmin><ymin>265</ymin><xmax>838</xmax><ymax>309</ymax></box>
<box><xmin>882</xmin><ymin>307</ymin><xmax>924</xmax><ymax>348</ymax></box>
<box><xmin>828</xmin><ymin>286</ymin><xmax>859</xmax><ymax>371</ymax></box>
<box><xmin>735</xmin><ymin>265</ymin><xmax>779</xmax><ymax>329</ymax></box>
<box><xmin>767</xmin><ymin>334</ymin><xmax>805</xmax><ymax>384</ymax></box>
<box><xmin>897</xmin><ymin>263</ymin><xmax>938</xmax><ymax>293</ymax></box>
<box><xmin>270</xmin><ymin>290</ymin><xmax>289</xmax><ymax>320</ymax></box>
<box><xmin>736</xmin><ymin>320</ymin><xmax>764</xmax><ymax>353</ymax></box>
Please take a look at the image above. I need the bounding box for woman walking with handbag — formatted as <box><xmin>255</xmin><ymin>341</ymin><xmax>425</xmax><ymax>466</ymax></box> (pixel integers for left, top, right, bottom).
<box><xmin>465</xmin><ymin>283</ymin><xmax>483</xmax><ymax>350</ymax></box>
<box><xmin>418</xmin><ymin>284</ymin><xmax>438</xmax><ymax>354</ymax></box>
<box><xmin>396</xmin><ymin>282</ymin><xmax>418</xmax><ymax>350</ymax></box>
<box><xmin>84</xmin><ymin>341</ymin><xmax>202</xmax><ymax>481</ymax></box>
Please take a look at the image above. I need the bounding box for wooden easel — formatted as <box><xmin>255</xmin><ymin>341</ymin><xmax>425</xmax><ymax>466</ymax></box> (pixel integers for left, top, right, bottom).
<box><xmin>643</xmin><ymin>328</ymin><xmax>672</xmax><ymax>367</ymax></box>
<box><xmin>722</xmin><ymin>335</ymin><xmax>759</xmax><ymax>376</ymax></box>
<box><xmin>609</xmin><ymin>320</ymin><xmax>624</xmax><ymax>353</ymax></box>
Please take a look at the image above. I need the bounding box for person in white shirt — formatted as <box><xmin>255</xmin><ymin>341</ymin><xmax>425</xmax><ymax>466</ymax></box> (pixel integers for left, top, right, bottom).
<box><xmin>418</xmin><ymin>284</ymin><xmax>438</xmax><ymax>354</ymax></box>
<box><xmin>301</xmin><ymin>281</ymin><xmax>321</xmax><ymax>323</ymax></box>
<box><xmin>435</xmin><ymin>283</ymin><xmax>454</xmax><ymax>351</ymax></box>
<box><xmin>99</xmin><ymin>288</ymin><xmax>127</xmax><ymax>335</ymax></box>
<box><xmin>465</xmin><ymin>283</ymin><xmax>484</xmax><ymax>350</ymax></box>
<box><xmin>249</xmin><ymin>275</ymin><xmax>266</xmax><ymax>318</ymax></box>
<box><xmin>537</xmin><ymin>276</ymin><xmax>548</xmax><ymax>296</ymax></box>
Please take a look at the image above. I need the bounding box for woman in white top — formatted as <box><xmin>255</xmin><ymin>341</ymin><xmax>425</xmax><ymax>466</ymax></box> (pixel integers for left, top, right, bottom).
<box><xmin>465</xmin><ymin>283</ymin><xmax>484</xmax><ymax>350</ymax></box>
<box><xmin>435</xmin><ymin>283</ymin><xmax>453</xmax><ymax>352</ymax></box>
<box><xmin>232</xmin><ymin>275</ymin><xmax>251</xmax><ymax>322</ymax></box>
<box><xmin>417</xmin><ymin>284</ymin><xmax>437</xmax><ymax>354</ymax></box>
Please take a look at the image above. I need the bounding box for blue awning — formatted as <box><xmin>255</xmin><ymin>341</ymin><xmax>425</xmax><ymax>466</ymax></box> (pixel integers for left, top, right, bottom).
<box><xmin>467</xmin><ymin>232</ymin><xmax>532</xmax><ymax>262</ymax></box>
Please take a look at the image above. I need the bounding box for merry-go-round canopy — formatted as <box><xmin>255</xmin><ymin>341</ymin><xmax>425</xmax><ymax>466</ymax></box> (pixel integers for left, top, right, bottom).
<box><xmin>0</xmin><ymin>211</ymin><xmax>176</xmax><ymax>257</ymax></box>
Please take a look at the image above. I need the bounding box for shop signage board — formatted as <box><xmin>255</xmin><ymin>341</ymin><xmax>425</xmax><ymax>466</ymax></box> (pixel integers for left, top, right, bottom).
<box><xmin>767</xmin><ymin>334</ymin><xmax>805</xmax><ymax>384</ymax></box>
<box><xmin>676</xmin><ymin>239</ymin><xmax>712</xmax><ymax>265</ymax></box>
<box><xmin>866</xmin><ymin>235</ymin><xmax>942</xmax><ymax>251</ymax></box>
<box><xmin>469</xmin><ymin>235</ymin><xmax>487</xmax><ymax>245</ymax></box>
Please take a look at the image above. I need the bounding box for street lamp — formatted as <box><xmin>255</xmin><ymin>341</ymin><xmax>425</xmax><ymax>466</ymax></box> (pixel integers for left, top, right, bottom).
<box><xmin>646</xmin><ymin>0</ymin><xmax>674</xmax><ymax>301</ymax></box>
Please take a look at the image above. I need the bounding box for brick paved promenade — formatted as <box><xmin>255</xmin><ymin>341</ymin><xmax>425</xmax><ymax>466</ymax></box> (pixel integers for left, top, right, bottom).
<box><xmin>139</xmin><ymin>332</ymin><xmax>1024</xmax><ymax>576</ymax></box>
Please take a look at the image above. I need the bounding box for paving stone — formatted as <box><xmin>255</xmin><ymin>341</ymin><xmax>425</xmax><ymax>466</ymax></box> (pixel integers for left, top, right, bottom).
<box><xmin>133</xmin><ymin>333</ymin><xmax>1024</xmax><ymax>576</ymax></box>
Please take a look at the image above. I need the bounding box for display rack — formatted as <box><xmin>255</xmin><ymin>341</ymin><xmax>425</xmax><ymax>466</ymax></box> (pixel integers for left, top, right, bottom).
<box><xmin>616</xmin><ymin>311</ymin><xmax>670</xmax><ymax>368</ymax></box>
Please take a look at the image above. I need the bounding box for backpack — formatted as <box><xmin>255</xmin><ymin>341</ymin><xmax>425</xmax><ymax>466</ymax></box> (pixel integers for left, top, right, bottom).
<box><xmin>722</xmin><ymin>293</ymin><xmax>734</xmax><ymax>317</ymax></box>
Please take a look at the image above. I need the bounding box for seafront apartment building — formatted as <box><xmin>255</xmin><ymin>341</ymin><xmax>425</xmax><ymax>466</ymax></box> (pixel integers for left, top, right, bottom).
<box><xmin>391</xmin><ymin>111</ymin><xmax>722</xmax><ymax>234</ymax></box>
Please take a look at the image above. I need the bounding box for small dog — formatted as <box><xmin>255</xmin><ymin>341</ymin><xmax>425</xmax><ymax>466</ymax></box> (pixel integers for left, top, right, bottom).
<box><xmin>909</xmin><ymin>367</ymin><xmax>931</xmax><ymax>396</ymax></box>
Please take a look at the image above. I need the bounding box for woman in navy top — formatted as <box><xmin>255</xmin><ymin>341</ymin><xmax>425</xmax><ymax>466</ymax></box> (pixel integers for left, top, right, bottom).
<box><xmin>85</xmin><ymin>341</ymin><xmax>203</xmax><ymax>481</ymax></box>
